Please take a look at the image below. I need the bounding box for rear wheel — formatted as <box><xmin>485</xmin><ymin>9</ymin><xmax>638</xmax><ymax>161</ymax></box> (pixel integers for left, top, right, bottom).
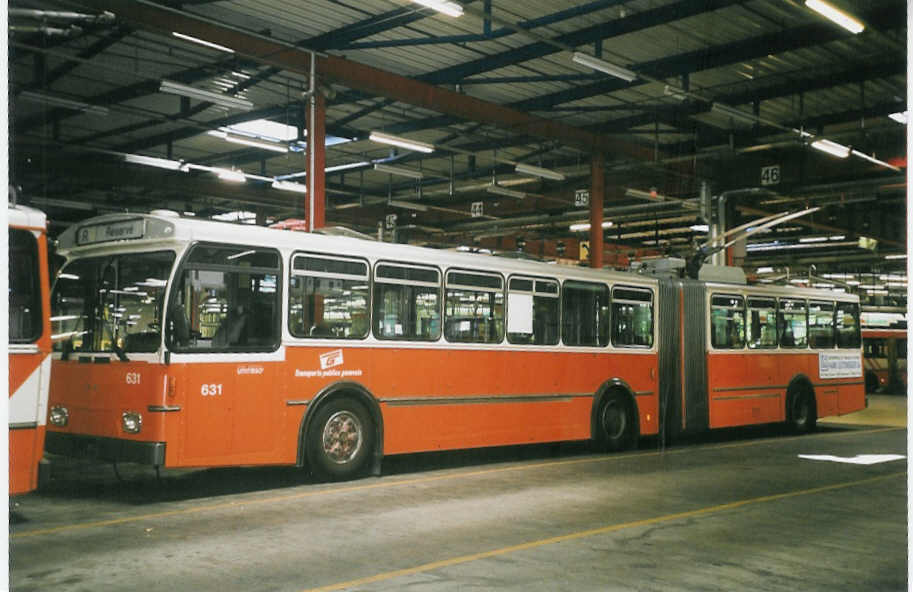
<box><xmin>307</xmin><ymin>397</ymin><xmax>374</xmax><ymax>481</ymax></box>
<box><xmin>786</xmin><ymin>388</ymin><xmax>817</xmax><ymax>433</ymax></box>
<box><xmin>597</xmin><ymin>392</ymin><xmax>636</xmax><ymax>452</ymax></box>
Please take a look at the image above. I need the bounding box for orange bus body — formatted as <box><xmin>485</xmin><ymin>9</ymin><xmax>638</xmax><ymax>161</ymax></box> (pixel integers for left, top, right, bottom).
<box><xmin>9</xmin><ymin>206</ymin><xmax>52</xmax><ymax>494</ymax></box>
<box><xmin>44</xmin><ymin>213</ymin><xmax>866</xmax><ymax>478</ymax></box>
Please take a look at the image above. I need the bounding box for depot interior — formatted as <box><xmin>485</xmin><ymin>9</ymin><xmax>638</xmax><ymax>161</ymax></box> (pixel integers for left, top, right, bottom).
<box><xmin>9</xmin><ymin>0</ymin><xmax>908</xmax><ymax>346</ymax></box>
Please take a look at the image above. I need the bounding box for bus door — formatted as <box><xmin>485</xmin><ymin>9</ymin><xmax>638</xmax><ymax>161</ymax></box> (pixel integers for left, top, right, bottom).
<box><xmin>167</xmin><ymin>244</ymin><xmax>285</xmax><ymax>465</ymax></box>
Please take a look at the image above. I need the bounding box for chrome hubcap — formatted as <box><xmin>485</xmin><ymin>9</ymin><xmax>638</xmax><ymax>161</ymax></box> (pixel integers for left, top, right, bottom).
<box><xmin>322</xmin><ymin>411</ymin><xmax>363</xmax><ymax>464</ymax></box>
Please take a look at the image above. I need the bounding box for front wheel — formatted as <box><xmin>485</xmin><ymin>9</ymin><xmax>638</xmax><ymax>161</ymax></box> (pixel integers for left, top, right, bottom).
<box><xmin>596</xmin><ymin>392</ymin><xmax>636</xmax><ymax>452</ymax></box>
<box><xmin>786</xmin><ymin>389</ymin><xmax>817</xmax><ymax>434</ymax></box>
<box><xmin>307</xmin><ymin>397</ymin><xmax>375</xmax><ymax>481</ymax></box>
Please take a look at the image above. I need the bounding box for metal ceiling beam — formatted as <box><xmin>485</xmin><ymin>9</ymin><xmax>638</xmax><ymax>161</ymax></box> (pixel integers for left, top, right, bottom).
<box><xmin>418</xmin><ymin>0</ymin><xmax>745</xmax><ymax>85</ymax></box>
<box><xmin>79</xmin><ymin>0</ymin><xmax>654</xmax><ymax>160</ymax></box>
<box><xmin>508</xmin><ymin>4</ymin><xmax>904</xmax><ymax>112</ymax></box>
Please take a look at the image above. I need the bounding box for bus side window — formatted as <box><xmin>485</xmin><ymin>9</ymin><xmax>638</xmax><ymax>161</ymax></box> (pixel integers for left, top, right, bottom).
<box><xmin>373</xmin><ymin>263</ymin><xmax>441</xmax><ymax>341</ymax></box>
<box><xmin>506</xmin><ymin>277</ymin><xmax>559</xmax><ymax>345</ymax></box>
<box><xmin>9</xmin><ymin>229</ymin><xmax>42</xmax><ymax>343</ymax></box>
<box><xmin>611</xmin><ymin>286</ymin><xmax>653</xmax><ymax>348</ymax></box>
<box><xmin>710</xmin><ymin>294</ymin><xmax>745</xmax><ymax>349</ymax></box>
<box><xmin>835</xmin><ymin>301</ymin><xmax>861</xmax><ymax>348</ymax></box>
<box><xmin>168</xmin><ymin>245</ymin><xmax>281</xmax><ymax>352</ymax></box>
<box><xmin>562</xmin><ymin>281</ymin><xmax>609</xmax><ymax>347</ymax></box>
<box><xmin>778</xmin><ymin>298</ymin><xmax>807</xmax><ymax>348</ymax></box>
<box><xmin>444</xmin><ymin>270</ymin><xmax>504</xmax><ymax>344</ymax></box>
<box><xmin>747</xmin><ymin>297</ymin><xmax>777</xmax><ymax>349</ymax></box>
<box><xmin>808</xmin><ymin>301</ymin><xmax>835</xmax><ymax>349</ymax></box>
<box><xmin>289</xmin><ymin>254</ymin><xmax>369</xmax><ymax>340</ymax></box>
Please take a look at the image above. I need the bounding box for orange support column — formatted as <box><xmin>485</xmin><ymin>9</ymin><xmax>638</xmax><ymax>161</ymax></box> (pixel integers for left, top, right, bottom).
<box><xmin>306</xmin><ymin>88</ymin><xmax>326</xmax><ymax>230</ymax></box>
<box><xmin>589</xmin><ymin>153</ymin><xmax>604</xmax><ymax>269</ymax></box>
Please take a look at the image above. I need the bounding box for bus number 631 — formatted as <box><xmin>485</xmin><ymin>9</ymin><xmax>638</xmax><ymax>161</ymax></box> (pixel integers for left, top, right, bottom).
<box><xmin>201</xmin><ymin>384</ymin><xmax>223</xmax><ymax>396</ymax></box>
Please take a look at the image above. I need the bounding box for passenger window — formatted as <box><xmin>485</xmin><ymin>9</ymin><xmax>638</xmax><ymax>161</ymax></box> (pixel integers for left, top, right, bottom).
<box><xmin>808</xmin><ymin>301</ymin><xmax>835</xmax><ymax>349</ymax></box>
<box><xmin>711</xmin><ymin>294</ymin><xmax>746</xmax><ymax>349</ymax></box>
<box><xmin>289</xmin><ymin>254</ymin><xmax>369</xmax><ymax>339</ymax></box>
<box><xmin>507</xmin><ymin>277</ymin><xmax>559</xmax><ymax>345</ymax></box>
<box><xmin>612</xmin><ymin>286</ymin><xmax>654</xmax><ymax>347</ymax></box>
<box><xmin>373</xmin><ymin>263</ymin><xmax>440</xmax><ymax>341</ymax></box>
<box><xmin>562</xmin><ymin>281</ymin><xmax>609</xmax><ymax>347</ymax></box>
<box><xmin>835</xmin><ymin>301</ymin><xmax>861</xmax><ymax>348</ymax></box>
<box><xmin>445</xmin><ymin>270</ymin><xmax>504</xmax><ymax>343</ymax></box>
<box><xmin>169</xmin><ymin>244</ymin><xmax>281</xmax><ymax>351</ymax></box>
<box><xmin>778</xmin><ymin>298</ymin><xmax>807</xmax><ymax>348</ymax></box>
<box><xmin>747</xmin><ymin>297</ymin><xmax>777</xmax><ymax>349</ymax></box>
<box><xmin>9</xmin><ymin>229</ymin><xmax>42</xmax><ymax>343</ymax></box>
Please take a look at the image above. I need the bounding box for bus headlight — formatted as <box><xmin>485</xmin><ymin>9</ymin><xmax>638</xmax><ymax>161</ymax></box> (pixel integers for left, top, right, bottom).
<box><xmin>49</xmin><ymin>406</ymin><xmax>69</xmax><ymax>427</ymax></box>
<box><xmin>122</xmin><ymin>411</ymin><xmax>142</xmax><ymax>434</ymax></box>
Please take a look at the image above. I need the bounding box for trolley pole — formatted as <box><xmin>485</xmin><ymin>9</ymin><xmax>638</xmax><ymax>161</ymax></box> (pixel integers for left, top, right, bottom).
<box><xmin>589</xmin><ymin>152</ymin><xmax>605</xmax><ymax>269</ymax></box>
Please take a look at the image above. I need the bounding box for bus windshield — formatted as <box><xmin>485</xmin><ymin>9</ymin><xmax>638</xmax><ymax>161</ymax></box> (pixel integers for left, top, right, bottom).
<box><xmin>52</xmin><ymin>251</ymin><xmax>175</xmax><ymax>354</ymax></box>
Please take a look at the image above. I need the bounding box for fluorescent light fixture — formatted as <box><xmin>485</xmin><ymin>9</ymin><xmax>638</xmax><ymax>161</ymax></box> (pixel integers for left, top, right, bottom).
<box><xmin>711</xmin><ymin>102</ymin><xmax>757</xmax><ymax>124</ymax></box>
<box><xmin>19</xmin><ymin>90</ymin><xmax>109</xmax><ymax>116</ymax></box>
<box><xmin>172</xmin><ymin>32</ymin><xmax>235</xmax><ymax>53</ymax></box>
<box><xmin>884</xmin><ymin>254</ymin><xmax>907</xmax><ymax>260</ymax></box>
<box><xmin>272</xmin><ymin>180</ymin><xmax>308</xmax><ymax>193</ymax></box>
<box><xmin>207</xmin><ymin>131</ymin><xmax>288</xmax><ymax>153</ymax></box>
<box><xmin>569</xmin><ymin>221</ymin><xmax>613</xmax><ymax>232</ymax></box>
<box><xmin>689</xmin><ymin>224</ymin><xmax>709</xmax><ymax>232</ymax></box>
<box><xmin>325</xmin><ymin>161</ymin><xmax>371</xmax><ymax>173</ymax></box>
<box><xmin>664</xmin><ymin>85</ymin><xmax>687</xmax><ymax>101</ymax></box>
<box><xmin>124</xmin><ymin>154</ymin><xmax>183</xmax><ymax>170</ymax></box>
<box><xmin>829</xmin><ymin>235</ymin><xmax>845</xmax><ymax>241</ymax></box>
<box><xmin>514</xmin><ymin>163</ymin><xmax>566</xmax><ymax>181</ymax></box>
<box><xmin>213</xmin><ymin>168</ymin><xmax>246</xmax><ymax>183</ymax></box>
<box><xmin>799</xmin><ymin>236</ymin><xmax>828</xmax><ymax>243</ymax></box>
<box><xmin>849</xmin><ymin>149</ymin><xmax>901</xmax><ymax>171</ymax></box>
<box><xmin>888</xmin><ymin>111</ymin><xmax>908</xmax><ymax>124</ymax></box>
<box><xmin>811</xmin><ymin>138</ymin><xmax>851</xmax><ymax>158</ymax></box>
<box><xmin>805</xmin><ymin>0</ymin><xmax>864</xmax><ymax>34</ymax></box>
<box><xmin>226</xmin><ymin>119</ymin><xmax>299</xmax><ymax>141</ymax></box>
<box><xmin>412</xmin><ymin>0</ymin><xmax>464</xmax><ymax>17</ymax></box>
<box><xmin>369</xmin><ymin>131</ymin><xmax>434</xmax><ymax>153</ymax></box>
<box><xmin>571</xmin><ymin>52</ymin><xmax>637</xmax><ymax>82</ymax></box>
<box><xmin>756</xmin><ymin>267</ymin><xmax>774</xmax><ymax>274</ymax></box>
<box><xmin>374</xmin><ymin>163</ymin><xmax>424</xmax><ymax>179</ymax></box>
<box><xmin>389</xmin><ymin>200</ymin><xmax>429</xmax><ymax>212</ymax></box>
<box><xmin>625</xmin><ymin>187</ymin><xmax>669</xmax><ymax>202</ymax></box>
<box><xmin>159</xmin><ymin>79</ymin><xmax>253</xmax><ymax>110</ymax></box>
<box><xmin>486</xmin><ymin>184</ymin><xmax>527</xmax><ymax>199</ymax></box>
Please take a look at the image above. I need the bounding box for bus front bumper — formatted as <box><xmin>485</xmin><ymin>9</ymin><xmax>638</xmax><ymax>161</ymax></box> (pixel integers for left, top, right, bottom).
<box><xmin>45</xmin><ymin>432</ymin><xmax>166</xmax><ymax>466</ymax></box>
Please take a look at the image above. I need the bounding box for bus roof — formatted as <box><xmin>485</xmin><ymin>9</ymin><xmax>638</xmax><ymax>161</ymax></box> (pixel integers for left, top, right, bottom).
<box><xmin>56</xmin><ymin>210</ymin><xmax>658</xmax><ymax>287</ymax></box>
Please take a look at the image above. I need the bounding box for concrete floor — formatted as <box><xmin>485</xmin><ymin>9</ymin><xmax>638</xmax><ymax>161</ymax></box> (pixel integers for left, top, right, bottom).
<box><xmin>10</xmin><ymin>399</ymin><xmax>907</xmax><ymax>592</ymax></box>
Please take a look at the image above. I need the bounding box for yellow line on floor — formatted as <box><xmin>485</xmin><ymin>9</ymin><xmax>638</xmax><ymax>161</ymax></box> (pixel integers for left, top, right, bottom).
<box><xmin>12</xmin><ymin>426</ymin><xmax>903</xmax><ymax>539</ymax></box>
<box><xmin>301</xmin><ymin>471</ymin><xmax>907</xmax><ymax>592</ymax></box>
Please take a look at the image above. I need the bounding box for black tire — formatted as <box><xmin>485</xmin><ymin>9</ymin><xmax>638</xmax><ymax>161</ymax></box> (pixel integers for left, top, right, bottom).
<box><xmin>786</xmin><ymin>388</ymin><xmax>817</xmax><ymax>434</ymax></box>
<box><xmin>596</xmin><ymin>392</ymin><xmax>636</xmax><ymax>452</ymax></box>
<box><xmin>306</xmin><ymin>397</ymin><xmax>374</xmax><ymax>481</ymax></box>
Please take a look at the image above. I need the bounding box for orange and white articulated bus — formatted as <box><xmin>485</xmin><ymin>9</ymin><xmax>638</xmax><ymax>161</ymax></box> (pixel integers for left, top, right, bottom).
<box><xmin>9</xmin><ymin>205</ymin><xmax>52</xmax><ymax>494</ymax></box>
<box><xmin>45</xmin><ymin>211</ymin><xmax>866</xmax><ymax>480</ymax></box>
<box><xmin>862</xmin><ymin>328</ymin><xmax>907</xmax><ymax>393</ymax></box>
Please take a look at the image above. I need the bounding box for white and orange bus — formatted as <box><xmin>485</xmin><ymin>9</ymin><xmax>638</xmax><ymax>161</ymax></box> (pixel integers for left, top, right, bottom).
<box><xmin>862</xmin><ymin>328</ymin><xmax>907</xmax><ymax>393</ymax></box>
<box><xmin>9</xmin><ymin>204</ymin><xmax>52</xmax><ymax>494</ymax></box>
<box><xmin>45</xmin><ymin>211</ymin><xmax>865</xmax><ymax>479</ymax></box>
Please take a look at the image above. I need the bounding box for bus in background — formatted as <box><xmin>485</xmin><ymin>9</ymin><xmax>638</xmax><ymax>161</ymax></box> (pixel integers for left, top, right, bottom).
<box><xmin>9</xmin><ymin>204</ymin><xmax>52</xmax><ymax>494</ymax></box>
<box><xmin>862</xmin><ymin>328</ymin><xmax>907</xmax><ymax>393</ymax></box>
<box><xmin>44</xmin><ymin>211</ymin><xmax>866</xmax><ymax>480</ymax></box>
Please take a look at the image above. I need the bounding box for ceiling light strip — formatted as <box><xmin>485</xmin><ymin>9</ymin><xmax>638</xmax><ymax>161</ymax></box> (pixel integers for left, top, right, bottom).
<box><xmin>514</xmin><ymin>163</ymin><xmax>566</xmax><ymax>181</ymax></box>
<box><xmin>159</xmin><ymin>79</ymin><xmax>253</xmax><ymax>111</ymax></box>
<box><xmin>369</xmin><ymin>131</ymin><xmax>434</xmax><ymax>153</ymax></box>
<box><xmin>172</xmin><ymin>32</ymin><xmax>235</xmax><ymax>53</ymax></box>
<box><xmin>374</xmin><ymin>163</ymin><xmax>424</xmax><ymax>179</ymax></box>
<box><xmin>805</xmin><ymin>0</ymin><xmax>864</xmax><ymax>34</ymax></box>
<box><xmin>411</xmin><ymin>0</ymin><xmax>464</xmax><ymax>17</ymax></box>
<box><xmin>571</xmin><ymin>52</ymin><xmax>637</xmax><ymax>82</ymax></box>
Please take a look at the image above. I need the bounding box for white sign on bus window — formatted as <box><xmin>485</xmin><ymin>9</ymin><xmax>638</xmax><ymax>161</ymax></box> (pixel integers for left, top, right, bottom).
<box><xmin>818</xmin><ymin>351</ymin><xmax>862</xmax><ymax>379</ymax></box>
